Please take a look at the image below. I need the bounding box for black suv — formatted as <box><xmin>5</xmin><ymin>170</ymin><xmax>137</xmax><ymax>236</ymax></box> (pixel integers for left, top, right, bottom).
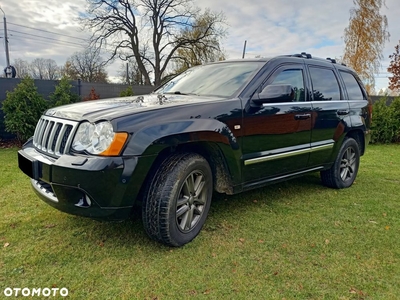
<box><xmin>18</xmin><ymin>53</ymin><xmax>372</xmax><ymax>246</ymax></box>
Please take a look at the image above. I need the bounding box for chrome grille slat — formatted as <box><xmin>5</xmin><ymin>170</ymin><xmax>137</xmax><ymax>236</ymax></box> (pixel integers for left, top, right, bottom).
<box><xmin>43</xmin><ymin>121</ymin><xmax>55</xmax><ymax>150</ymax></box>
<box><xmin>51</xmin><ymin>123</ymin><xmax>62</xmax><ymax>152</ymax></box>
<box><xmin>65</xmin><ymin>127</ymin><xmax>74</xmax><ymax>154</ymax></box>
<box><xmin>47</xmin><ymin>122</ymin><xmax>58</xmax><ymax>155</ymax></box>
<box><xmin>42</xmin><ymin>120</ymin><xmax>52</xmax><ymax>151</ymax></box>
<box><xmin>55</xmin><ymin>124</ymin><xmax>68</xmax><ymax>156</ymax></box>
<box><xmin>35</xmin><ymin>119</ymin><xmax>47</xmax><ymax>148</ymax></box>
<box><xmin>33</xmin><ymin>116</ymin><xmax>78</xmax><ymax>157</ymax></box>
<box><xmin>33</xmin><ymin>118</ymin><xmax>43</xmax><ymax>145</ymax></box>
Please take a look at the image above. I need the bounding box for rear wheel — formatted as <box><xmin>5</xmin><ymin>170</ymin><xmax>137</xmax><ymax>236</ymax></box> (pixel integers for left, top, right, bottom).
<box><xmin>320</xmin><ymin>137</ymin><xmax>360</xmax><ymax>189</ymax></box>
<box><xmin>142</xmin><ymin>153</ymin><xmax>213</xmax><ymax>247</ymax></box>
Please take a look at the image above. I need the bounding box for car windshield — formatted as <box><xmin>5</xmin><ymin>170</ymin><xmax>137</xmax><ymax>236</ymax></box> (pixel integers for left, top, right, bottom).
<box><xmin>155</xmin><ymin>61</ymin><xmax>265</xmax><ymax>98</ymax></box>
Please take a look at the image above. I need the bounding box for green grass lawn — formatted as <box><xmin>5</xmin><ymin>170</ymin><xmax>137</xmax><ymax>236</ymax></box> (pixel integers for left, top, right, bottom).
<box><xmin>1</xmin><ymin>145</ymin><xmax>399</xmax><ymax>299</ymax></box>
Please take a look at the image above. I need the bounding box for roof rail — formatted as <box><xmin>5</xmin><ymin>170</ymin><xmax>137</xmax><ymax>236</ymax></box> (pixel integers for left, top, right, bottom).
<box><xmin>326</xmin><ymin>57</ymin><xmax>347</xmax><ymax>66</ymax></box>
<box><xmin>288</xmin><ymin>53</ymin><xmax>348</xmax><ymax>67</ymax></box>
<box><xmin>291</xmin><ymin>52</ymin><xmax>312</xmax><ymax>59</ymax></box>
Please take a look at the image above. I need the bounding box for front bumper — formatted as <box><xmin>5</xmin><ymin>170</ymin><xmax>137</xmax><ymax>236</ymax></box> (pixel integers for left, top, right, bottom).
<box><xmin>18</xmin><ymin>140</ymin><xmax>148</xmax><ymax>220</ymax></box>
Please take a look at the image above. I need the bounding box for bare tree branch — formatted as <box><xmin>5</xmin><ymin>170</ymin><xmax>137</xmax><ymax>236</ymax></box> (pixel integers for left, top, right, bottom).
<box><xmin>81</xmin><ymin>0</ymin><xmax>226</xmax><ymax>86</ymax></box>
<box><xmin>62</xmin><ymin>47</ymin><xmax>109</xmax><ymax>83</ymax></box>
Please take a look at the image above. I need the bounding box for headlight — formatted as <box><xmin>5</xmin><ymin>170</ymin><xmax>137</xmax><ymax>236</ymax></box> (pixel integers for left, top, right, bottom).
<box><xmin>72</xmin><ymin>121</ymin><xmax>128</xmax><ymax>156</ymax></box>
<box><xmin>72</xmin><ymin>122</ymin><xmax>95</xmax><ymax>152</ymax></box>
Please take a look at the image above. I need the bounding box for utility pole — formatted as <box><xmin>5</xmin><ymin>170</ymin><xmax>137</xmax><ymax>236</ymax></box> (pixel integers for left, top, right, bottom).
<box><xmin>126</xmin><ymin>62</ymin><xmax>129</xmax><ymax>84</ymax></box>
<box><xmin>0</xmin><ymin>6</ymin><xmax>11</xmax><ymax>77</ymax></box>
<box><xmin>242</xmin><ymin>40</ymin><xmax>247</xmax><ymax>59</ymax></box>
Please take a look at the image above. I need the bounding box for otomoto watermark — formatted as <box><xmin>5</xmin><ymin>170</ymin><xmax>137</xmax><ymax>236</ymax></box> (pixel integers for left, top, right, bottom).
<box><xmin>3</xmin><ymin>287</ymin><xmax>68</xmax><ymax>297</ymax></box>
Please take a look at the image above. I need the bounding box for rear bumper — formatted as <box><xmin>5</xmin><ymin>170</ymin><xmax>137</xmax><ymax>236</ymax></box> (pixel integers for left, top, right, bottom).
<box><xmin>18</xmin><ymin>140</ymin><xmax>146</xmax><ymax>220</ymax></box>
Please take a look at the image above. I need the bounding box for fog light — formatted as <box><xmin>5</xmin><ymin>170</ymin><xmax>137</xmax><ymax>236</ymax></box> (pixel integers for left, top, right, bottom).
<box><xmin>75</xmin><ymin>195</ymin><xmax>92</xmax><ymax>208</ymax></box>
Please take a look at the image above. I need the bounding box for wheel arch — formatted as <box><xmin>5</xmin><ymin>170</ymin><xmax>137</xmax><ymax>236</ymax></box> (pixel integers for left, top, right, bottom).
<box><xmin>123</xmin><ymin>119</ymin><xmax>243</xmax><ymax>200</ymax></box>
<box><xmin>345</xmin><ymin>129</ymin><xmax>366</xmax><ymax>156</ymax></box>
<box><xmin>144</xmin><ymin>141</ymin><xmax>237</xmax><ymax>196</ymax></box>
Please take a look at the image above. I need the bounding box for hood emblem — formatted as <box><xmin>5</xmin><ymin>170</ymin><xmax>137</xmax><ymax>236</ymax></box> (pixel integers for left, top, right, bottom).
<box><xmin>46</xmin><ymin>109</ymin><xmax>56</xmax><ymax>116</ymax></box>
<box><xmin>157</xmin><ymin>94</ymin><xmax>168</xmax><ymax>105</ymax></box>
<box><xmin>135</xmin><ymin>96</ymin><xmax>144</xmax><ymax>103</ymax></box>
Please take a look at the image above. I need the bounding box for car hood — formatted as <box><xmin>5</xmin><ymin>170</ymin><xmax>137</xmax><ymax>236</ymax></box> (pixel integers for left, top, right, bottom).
<box><xmin>45</xmin><ymin>93</ymin><xmax>224</xmax><ymax>121</ymax></box>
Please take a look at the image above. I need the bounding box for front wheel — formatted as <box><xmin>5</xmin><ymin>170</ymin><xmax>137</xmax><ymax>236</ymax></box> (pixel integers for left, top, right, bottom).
<box><xmin>142</xmin><ymin>153</ymin><xmax>213</xmax><ymax>247</ymax></box>
<box><xmin>320</xmin><ymin>137</ymin><xmax>360</xmax><ymax>189</ymax></box>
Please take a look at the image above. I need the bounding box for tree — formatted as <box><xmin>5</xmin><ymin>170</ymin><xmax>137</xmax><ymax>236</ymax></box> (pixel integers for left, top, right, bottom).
<box><xmin>82</xmin><ymin>0</ymin><xmax>226</xmax><ymax>86</ymax></box>
<box><xmin>118</xmin><ymin>58</ymin><xmax>148</xmax><ymax>85</ymax></box>
<box><xmin>172</xmin><ymin>10</ymin><xmax>226</xmax><ymax>74</ymax></box>
<box><xmin>83</xmin><ymin>87</ymin><xmax>100</xmax><ymax>101</ymax></box>
<box><xmin>63</xmin><ymin>48</ymin><xmax>108</xmax><ymax>83</ymax></box>
<box><xmin>13</xmin><ymin>58</ymin><xmax>31</xmax><ymax>78</ymax></box>
<box><xmin>31</xmin><ymin>58</ymin><xmax>60</xmax><ymax>80</ymax></box>
<box><xmin>119</xmin><ymin>86</ymin><xmax>134</xmax><ymax>97</ymax></box>
<box><xmin>30</xmin><ymin>58</ymin><xmax>47</xmax><ymax>79</ymax></box>
<box><xmin>49</xmin><ymin>76</ymin><xmax>80</xmax><ymax>107</ymax></box>
<box><xmin>388</xmin><ymin>41</ymin><xmax>400</xmax><ymax>92</ymax></box>
<box><xmin>1</xmin><ymin>77</ymin><xmax>47</xmax><ymax>142</ymax></box>
<box><xmin>44</xmin><ymin>59</ymin><xmax>61</xmax><ymax>80</ymax></box>
<box><xmin>343</xmin><ymin>0</ymin><xmax>390</xmax><ymax>90</ymax></box>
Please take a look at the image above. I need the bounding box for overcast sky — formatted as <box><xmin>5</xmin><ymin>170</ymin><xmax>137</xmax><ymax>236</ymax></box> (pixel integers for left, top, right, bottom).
<box><xmin>0</xmin><ymin>0</ymin><xmax>399</xmax><ymax>91</ymax></box>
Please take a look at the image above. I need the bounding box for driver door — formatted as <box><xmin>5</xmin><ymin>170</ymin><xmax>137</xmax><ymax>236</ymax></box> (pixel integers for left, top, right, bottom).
<box><xmin>241</xmin><ymin>64</ymin><xmax>313</xmax><ymax>183</ymax></box>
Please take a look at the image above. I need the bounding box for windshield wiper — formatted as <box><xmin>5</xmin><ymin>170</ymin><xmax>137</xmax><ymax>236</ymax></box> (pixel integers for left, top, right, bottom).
<box><xmin>164</xmin><ymin>91</ymin><xmax>198</xmax><ymax>96</ymax></box>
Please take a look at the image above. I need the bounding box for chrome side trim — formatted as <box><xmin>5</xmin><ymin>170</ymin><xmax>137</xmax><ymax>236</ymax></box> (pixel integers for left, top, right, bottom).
<box><xmin>310</xmin><ymin>143</ymin><xmax>335</xmax><ymax>153</ymax></box>
<box><xmin>244</xmin><ymin>143</ymin><xmax>334</xmax><ymax>166</ymax></box>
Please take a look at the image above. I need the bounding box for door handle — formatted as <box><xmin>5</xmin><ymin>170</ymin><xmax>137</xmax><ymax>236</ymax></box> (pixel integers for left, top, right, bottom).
<box><xmin>294</xmin><ymin>114</ymin><xmax>311</xmax><ymax>120</ymax></box>
<box><xmin>337</xmin><ymin>109</ymin><xmax>350</xmax><ymax>115</ymax></box>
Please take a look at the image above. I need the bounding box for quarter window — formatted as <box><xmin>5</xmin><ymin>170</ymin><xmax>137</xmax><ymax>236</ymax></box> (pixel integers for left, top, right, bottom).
<box><xmin>340</xmin><ymin>71</ymin><xmax>365</xmax><ymax>100</ymax></box>
<box><xmin>309</xmin><ymin>67</ymin><xmax>341</xmax><ymax>101</ymax></box>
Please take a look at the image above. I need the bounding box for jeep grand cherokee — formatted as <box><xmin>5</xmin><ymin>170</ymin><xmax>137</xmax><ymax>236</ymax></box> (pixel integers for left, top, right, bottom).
<box><xmin>18</xmin><ymin>53</ymin><xmax>372</xmax><ymax>246</ymax></box>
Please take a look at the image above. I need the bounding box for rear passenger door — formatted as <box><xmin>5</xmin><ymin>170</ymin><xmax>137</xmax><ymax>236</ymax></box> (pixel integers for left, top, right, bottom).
<box><xmin>307</xmin><ymin>65</ymin><xmax>350</xmax><ymax>168</ymax></box>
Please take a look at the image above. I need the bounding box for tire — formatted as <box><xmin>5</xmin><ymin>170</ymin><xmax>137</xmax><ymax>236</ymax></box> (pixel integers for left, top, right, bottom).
<box><xmin>320</xmin><ymin>137</ymin><xmax>360</xmax><ymax>189</ymax></box>
<box><xmin>142</xmin><ymin>153</ymin><xmax>213</xmax><ymax>247</ymax></box>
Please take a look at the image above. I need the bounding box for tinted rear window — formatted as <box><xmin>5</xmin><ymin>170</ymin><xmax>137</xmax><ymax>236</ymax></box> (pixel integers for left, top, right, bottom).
<box><xmin>309</xmin><ymin>67</ymin><xmax>341</xmax><ymax>101</ymax></box>
<box><xmin>340</xmin><ymin>71</ymin><xmax>365</xmax><ymax>100</ymax></box>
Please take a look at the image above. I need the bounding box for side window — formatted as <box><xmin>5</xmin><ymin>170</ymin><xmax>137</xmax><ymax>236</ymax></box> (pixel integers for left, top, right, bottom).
<box><xmin>340</xmin><ymin>71</ymin><xmax>365</xmax><ymax>100</ymax></box>
<box><xmin>270</xmin><ymin>69</ymin><xmax>305</xmax><ymax>101</ymax></box>
<box><xmin>309</xmin><ymin>67</ymin><xmax>341</xmax><ymax>101</ymax></box>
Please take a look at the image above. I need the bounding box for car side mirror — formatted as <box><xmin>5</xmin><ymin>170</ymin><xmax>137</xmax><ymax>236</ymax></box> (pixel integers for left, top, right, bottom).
<box><xmin>252</xmin><ymin>84</ymin><xmax>295</xmax><ymax>105</ymax></box>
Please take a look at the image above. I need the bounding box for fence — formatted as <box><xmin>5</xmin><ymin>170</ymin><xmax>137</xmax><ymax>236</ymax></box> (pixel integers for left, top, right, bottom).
<box><xmin>0</xmin><ymin>78</ymin><xmax>154</xmax><ymax>140</ymax></box>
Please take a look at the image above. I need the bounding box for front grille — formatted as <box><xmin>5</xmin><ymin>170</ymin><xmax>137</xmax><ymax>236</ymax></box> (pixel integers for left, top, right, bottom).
<box><xmin>33</xmin><ymin>116</ymin><xmax>78</xmax><ymax>157</ymax></box>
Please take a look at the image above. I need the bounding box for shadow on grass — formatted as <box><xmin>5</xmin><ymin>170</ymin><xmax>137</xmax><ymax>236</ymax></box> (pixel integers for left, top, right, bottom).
<box><xmin>57</xmin><ymin>173</ymin><xmax>324</xmax><ymax>251</ymax></box>
<box><xmin>210</xmin><ymin>172</ymin><xmax>323</xmax><ymax>212</ymax></box>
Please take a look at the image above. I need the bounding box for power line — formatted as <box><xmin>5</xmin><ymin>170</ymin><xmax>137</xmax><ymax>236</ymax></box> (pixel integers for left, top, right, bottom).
<box><xmin>7</xmin><ymin>21</ymin><xmax>88</xmax><ymax>41</ymax></box>
<box><xmin>6</xmin><ymin>22</ymin><xmax>117</xmax><ymax>53</ymax></box>
<box><xmin>9</xmin><ymin>34</ymin><xmax>85</xmax><ymax>50</ymax></box>
<box><xmin>8</xmin><ymin>29</ymin><xmax>85</xmax><ymax>47</ymax></box>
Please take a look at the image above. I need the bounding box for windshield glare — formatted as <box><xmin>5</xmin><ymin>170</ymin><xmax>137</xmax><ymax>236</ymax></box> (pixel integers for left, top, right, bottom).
<box><xmin>156</xmin><ymin>62</ymin><xmax>264</xmax><ymax>97</ymax></box>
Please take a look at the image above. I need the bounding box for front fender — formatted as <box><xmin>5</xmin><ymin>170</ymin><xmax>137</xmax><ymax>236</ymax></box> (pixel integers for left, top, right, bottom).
<box><xmin>122</xmin><ymin>118</ymin><xmax>243</xmax><ymax>188</ymax></box>
<box><xmin>123</xmin><ymin>119</ymin><xmax>240</xmax><ymax>156</ymax></box>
